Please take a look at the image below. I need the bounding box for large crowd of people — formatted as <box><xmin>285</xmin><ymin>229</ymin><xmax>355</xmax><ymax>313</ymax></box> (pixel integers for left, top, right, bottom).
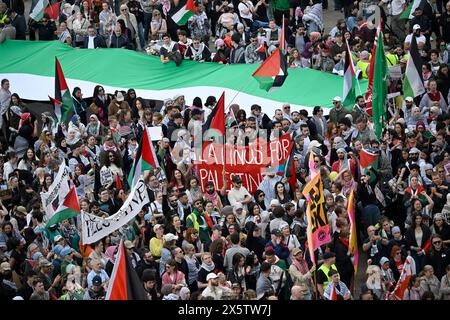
<box><xmin>0</xmin><ymin>0</ymin><xmax>450</xmax><ymax>301</ymax></box>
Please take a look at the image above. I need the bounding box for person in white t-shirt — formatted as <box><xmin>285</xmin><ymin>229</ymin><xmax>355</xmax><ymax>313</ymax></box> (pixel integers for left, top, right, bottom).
<box><xmin>404</xmin><ymin>24</ymin><xmax>426</xmax><ymax>49</ymax></box>
<box><xmin>227</xmin><ymin>175</ymin><xmax>252</xmax><ymax>210</ymax></box>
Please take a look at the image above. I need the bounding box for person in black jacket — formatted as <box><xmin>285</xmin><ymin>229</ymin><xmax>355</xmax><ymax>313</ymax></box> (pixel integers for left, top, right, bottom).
<box><xmin>31</xmin><ymin>14</ymin><xmax>56</xmax><ymax>40</ymax></box>
<box><xmin>110</xmin><ymin>23</ymin><xmax>130</xmax><ymax>49</ymax></box>
<box><xmin>83</xmin><ymin>25</ymin><xmax>106</xmax><ymax>48</ymax></box>
<box><xmin>405</xmin><ymin>213</ymin><xmax>432</xmax><ymax>273</ymax></box>
<box><xmin>245</xmin><ymin>222</ymin><xmax>266</xmax><ymax>261</ymax></box>
<box><xmin>424</xmin><ymin>234</ymin><xmax>450</xmax><ymax>279</ymax></box>
<box><xmin>10</xmin><ymin>10</ymin><xmax>26</xmax><ymax>40</ymax></box>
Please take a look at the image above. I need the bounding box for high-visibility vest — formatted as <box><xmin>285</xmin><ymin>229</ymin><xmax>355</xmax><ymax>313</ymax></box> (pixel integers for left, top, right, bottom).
<box><xmin>386</xmin><ymin>53</ymin><xmax>399</xmax><ymax>67</ymax></box>
<box><xmin>357</xmin><ymin>60</ymin><xmax>370</xmax><ymax>79</ymax></box>
<box><xmin>186</xmin><ymin>213</ymin><xmax>200</xmax><ymax>231</ymax></box>
<box><xmin>318</xmin><ymin>263</ymin><xmax>339</xmax><ymax>289</ymax></box>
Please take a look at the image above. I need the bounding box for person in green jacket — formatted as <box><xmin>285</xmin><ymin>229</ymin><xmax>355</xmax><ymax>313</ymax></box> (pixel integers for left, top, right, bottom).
<box><xmin>186</xmin><ymin>199</ymin><xmax>212</xmax><ymax>244</ymax></box>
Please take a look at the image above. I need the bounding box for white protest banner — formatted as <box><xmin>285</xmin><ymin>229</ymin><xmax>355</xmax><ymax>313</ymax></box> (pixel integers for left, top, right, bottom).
<box><xmin>40</xmin><ymin>163</ymin><xmax>71</xmax><ymax>217</ymax></box>
<box><xmin>100</xmin><ymin>166</ymin><xmax>114</xmax><ymax>186</ymax></box>
<box><xmin>389</xmin><ymin>65</ymin><xmax>402</xmax><ymax>80</ymax></box>
<box><xmin>148</xmin><ymin>126</ymin><xmax>163</xmax><ymax>141</ymax></box>
<box><xmin>81</xmin><ymin>177</ymin><xmax>149</xmax><ymax>244</ymax></box>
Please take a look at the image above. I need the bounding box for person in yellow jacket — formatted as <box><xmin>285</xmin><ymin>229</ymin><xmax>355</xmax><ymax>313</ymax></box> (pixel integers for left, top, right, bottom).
<box><xmin>149</xmin><ymin>224</ymin><xmax>164</xmax><ymax>264</ymax></box>
<box><xmin>385</xmin><ymin>46</ymin><xmax>399</xmax><ymax>67</ymax></box>
<box><xmin>357</xmin><ymin>50</ymin><xmax>371</xmax><ymax>79</ymax></box>
<box><xmin>315</xmin><ymin>252</ymin><xmax>339</xmax><ymax>298</ymax></box>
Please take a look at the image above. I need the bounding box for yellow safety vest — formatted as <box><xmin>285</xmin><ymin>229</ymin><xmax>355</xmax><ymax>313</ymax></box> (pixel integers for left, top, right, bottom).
<box><xmin>186</xmin><ymin>213</ymin><xmax>200</xmax><ymax>231</ymax></box>
<box><xmin>385</xmin><ymin>53</ymin><xmax>399</xmax><ymax>67</ymax></box>
<box><xmin>318</xmin><ymin>263</ymin><xmax>339</xmax><ymax>289</ymax></box>
<box><xmin>357</xmin><ymin>60</ymin><xmax>370</xmax><ymax>79</ymax></box>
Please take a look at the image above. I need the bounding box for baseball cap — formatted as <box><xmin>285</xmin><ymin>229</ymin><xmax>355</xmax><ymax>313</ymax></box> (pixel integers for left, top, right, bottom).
<box><xmin>404</xmin><ymin>96</ymin><xmax>413</xmax><ymax>102</ymax></box>
<box><xmin>206</xmin><ymin>273</ymin><xmax>218</xmax><ymax>281</ymax></box>
<box><xmin>54</xmin><ymin>235</ymin><xmax>63</xmax><ymax>243</ymax></box>
<box><xmin>144</xmin><ymin>213</ymin><xmax>153</xmax><ymax>221</ymax></box>
<box><xmin>164</xmin><ymin>233</ymin><xmax>179</xmax><ymax>242</ymax></box>
<box><xmin>32</xmin><ymin>252</ymin><xmax>43</xmax><ymax>261</ymax></box>
<box><xmin>271</xmin><ymin>229</ymin><xmax>282</xmax><ymax>236</ymax></box>
<box><xmin>409</xmin><ymin>147</ymin><xmax>420</xmax><ymax>154</ymax></box>
<box><xmin>60</xmin><ymin>247</ymin><xmax>74</xmax><ymax>258</ymax></box>
<box><xmin>413</xmin><ymin>24</ymin><xmax>421</xmax><ymax>30</ymax></box>
<box><xmin>333</xmin><ymin>96</ymin><xmax>342</xmax><ymax>102</ymax></box>
<box><xmin>92</xmin><ymin>275</ymin><xmax>103</xmax><ymax>286</ymax></box>
<box><xmin>39</xmin><ymin>259</ymin><xmax>52</xmax><ymax>268</ymax></box>
<box><xmin>53</xmin><ymin>244</ymin><xmax>63</xmax><ymax>256</ymax></box>
<box><xmin>153</xmin><ymin>224</ymin><xmax>163</xmax><ymax>232</ymax></box>
<box><xmin>124</xmin><ymin>240</ymin><xmax>135</xmax><ymax>249</ymax></box>
<box><xmin>234</xmin><ymin>203</ymin><xmax>244</xmax><ymax>210</ymax></box>
<box><xmin>291</xmin><ymin>247</ymin><xmax>303</xmax><ymax>257</ymax></box>
<box><xmin>270</xmin><ymin>199</ymin><xmax>280</xmax><ymax>207</ymax></box>
<box><xmin>15</xmin><ymin>206</ymin><xmax>27</xmax><ymax>215</ymax></box>
<box><xmin>392</xmin><ymin>226</ymin><xmax>401</xmax><ymax>234</ymax></box>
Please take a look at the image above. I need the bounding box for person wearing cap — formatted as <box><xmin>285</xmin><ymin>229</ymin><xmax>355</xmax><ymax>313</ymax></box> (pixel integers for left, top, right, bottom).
<box><xmin>83</xmin><ymin>275</ymin><xmax>106</xmax><ymax>300</ymax></box>
<box><xmin>60</xmin><ymin>246</ymin><xmax>78</xmax><ymax>277</ymax></box>
<box><xmin>328</xmin><ymin>96</ymin><xmax>349</xmax><ymax>124</ymax></box>
<box><xmin>0</xmin><ymin>260</ymin><xmax>16</xmax><ymax>299</ymax></box>
<box><xmin>124</xmin><ymin>240</ymin><xmax>141</xmax><ymax>268</ymax></box>
<box><xmin>37</xmin><ymin>258</ymin><xmax>61</xmax><ymax>292</ymax></box>
<box><xmin>288</xmin><ymin>247</ymin><xmax>315</xmax><ymax>300</ymax></box>
<box><xmin>202</xmin><ymin>272</ymin><xmax>223</xmax><ymax>300</ymax></box>
<box><xmin>404</xmin><ymin>22</ymin><xmax>427</xmax><ymax>49</ymax></box>
<box><xmin>316</xmin><ymin>251</ymin><xmax>338</xmax><ymax>297</ymax></box>
<box><xmin>228</xmin><ymin>175</ymin><xmax>252</xmax><ymax>209</ymax></box>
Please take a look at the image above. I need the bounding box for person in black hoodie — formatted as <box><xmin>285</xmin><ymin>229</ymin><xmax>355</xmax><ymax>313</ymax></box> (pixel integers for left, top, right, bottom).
<box><xmin>245</xmin><ymin>222</ymin><xmax>266</xmax><ymax>261</ymax></box>
<box><xmin>142</xmin><ymin>269</ymin><xmax>158</xmax><ymax>300</ymax></box>
<box><xmin>31</xmin><ymin>14</ymin><xmax>56</xmax><ymax>41</ymax></box>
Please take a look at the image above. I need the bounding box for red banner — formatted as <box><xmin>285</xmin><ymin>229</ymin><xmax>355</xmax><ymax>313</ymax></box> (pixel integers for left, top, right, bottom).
<box><xmin>196</xmin><ymin>134</ymin><xmax>292</xmax><ymax>194</ymax></box>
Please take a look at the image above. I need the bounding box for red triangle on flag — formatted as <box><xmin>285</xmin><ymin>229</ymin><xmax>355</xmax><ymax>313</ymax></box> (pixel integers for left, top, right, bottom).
<box><xmin>116</xmin><ymin>174</ymin><xmax>123</xmax><ymax>190</ymax></box>
<box><xmin>142</xmin><ymin>128</ymin><xmax>159</xmax><ymax>169</ymax></box>
<box><xmin>45</xmin><ymin>2</ymin><xmax>60</xmax><ymax>20</ymax></box>
<box><xmin>186</xmin><ymin>0</ymin><xmax>196</xmax><ymax>13</ymax></box>
<box><xmin>106</xmin><ymin>242</ymin><xmax>128</xmax><ymax>300</ymax></box>
<box><xmin>55</xmin><ymin>57</ymin><xmax>69</xmax><ymax>91</ymax></box>
<box><xmin>209</xmin><ymin>92</ymin><xmax>225</xmax><ymax>136</ymax></box>
<box><xmin>252</xmin><ymin>49</ymin><xmax>281</xmax><ymax>77</ymax></box>
<box><xmin>331</xmin><ymin>285</ymin><xmax>338</xmax><ymax>300</ymax></box>
<box><xmin>360</xmin><ymin>147</ymin><xmax>378</xmax><ymax>168</ymax></box>
<box><xmin>63</xmin><ymin>187</ymin><xmax>80</xmax><ymax>212</ymax></box>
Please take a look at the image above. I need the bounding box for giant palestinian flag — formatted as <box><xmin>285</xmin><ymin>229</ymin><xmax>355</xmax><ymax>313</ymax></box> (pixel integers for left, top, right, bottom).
<box><xmin>53</xmin><ymin>57</ymin><xmax>73</xmax><ymax>123</ymax></box>
<box><xmin>128</xmin><ymin>127</ymin><xmax>160</xmax><ymax>188</ymax></box>
<box><xmin>0</xmin><ymin>40</ymin><xmax>368</xmax><ymax>115</ymax></box>
<box><xmin>106</xmin><ymin>239</ymin><xmax>148</xmax><ymax>300</ymax></box>
<box><xmin>171</xmin><ymin>0</ymin><xmax>196</xmax><ymax>26</ymax></box>
<box><xmin>403</xmin><ymin>36</ymin><xmax>425</xmax><ymax>98</ymax></box>
<box><xmin>252</xmin><ymin>49</ymin><xmax>288</xmax><ymax>92</ymax></box>
<box><xmin>46</xmin><ymin>186</ymin><xmax>80</xmax><ymax>227</ymax></box>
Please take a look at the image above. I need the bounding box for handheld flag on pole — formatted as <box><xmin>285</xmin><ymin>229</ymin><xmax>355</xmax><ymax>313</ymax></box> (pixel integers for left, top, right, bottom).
<box><xmin>392</xmin><ymin>256</ymin><xmax>416</xmax><ymax>300</ymax></box>
<box><xmin>54</xmin><ymin>57</ymin><xmax>73</xmax><ymax>123</ymax></box>
<box><xmin>403</xmin><ymin>35</ymin><xmax>425</xmax><ymax>98</ymax></box>
<box><xmin>252</xmin><ymin>49</ymin><xmax>288</xmax><ymax>92</ymax></box>
<box><xmin>342</xmin><ymin>38</ymin><xmax>358</xmax><ymax>108</ymax></box>
<box><xmin>171</xmin><ymin>0</ymin><xmax>196</xmax><ymax>26</ymax></box>
<box><xmin>370</xmin><ymin>20</ymin><xmax>388</xmax><ymax>139</ymax></box>
<box><xmin>45</xmin><ymin>186</ymin><xmax>80</xmax><ymax>227</ymax></box>
<box><xmin>347</xmin><ymin>191</ymin><xmax>358</xmax><ymax>275</ymax></box>
<box><xmin>106</xmin><ymin>239</ymin><xmax>148</xmax><ymax>300</ymax></box>
<box><xmin>127</xmin><ymin>127</ymin><xmax>160</xmax><ymax>188</ymax></box>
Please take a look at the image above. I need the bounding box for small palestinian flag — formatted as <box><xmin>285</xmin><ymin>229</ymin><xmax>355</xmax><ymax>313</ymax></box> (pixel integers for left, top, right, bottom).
<box><xmin>203</xmin><ymin>92</ymin><xmax>225</xmax><ymax>141</ymax></box>
<box><xmin>400</xmin><ymin>0</ymin><xmax>421</xmax><ymax>20</ymax></box>
<box><xmin>342</xmin><ymin>38</ymin><xmax>358</xmax><ymax>108</ymax></box>
<box><xmin>116</xmin><ymin>174</ymin><xmax>123</xmax><ymax>190</ymax></box>
<box><xmin>46</xmin><ymin>186</ymin><xmax>80</xmax><ymax>227</ymax></box>
<box><xmin>106</xmin><ymin>239</ymin><xmax>148</xmax><ymax>300</ymax></box>
<box><xmin>30</xmin><ymin>0</ymin><xmax>49</xmax><ymax>21</ymax></box>
<box><xmin>44</xmin><ymin>0</ymin><xmax>60</xmax><ymax>20</ymax></box>
<box><xmin>252</xmin><ymin>49</ymin><xmax>288</xmax><ymax>92</ymax></box>
<box><xmin>171</xmin><ymin>0</ymin><xmax>196</xmax><ymax>26</ymax></box>
<box><xmin>127</xmin><ymin>127</ymin><xmax>160</xmax><ymax>188</ymax></box>
<box><xmin>54</xmin><ymin>57</ymin><xmax>73</xmax><ymax>123</ymax></box>
<box><xmin>359</xmin><ymin>147</ymin><xmax>378</xmax><ymax>168</ymax></box>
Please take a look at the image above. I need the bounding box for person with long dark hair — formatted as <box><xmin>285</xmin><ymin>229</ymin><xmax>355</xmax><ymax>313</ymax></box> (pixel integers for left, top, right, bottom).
<box><xmin>405</xmin><ymin>213</ymin><xmax>432</xmax><ymax>273</ymax></box>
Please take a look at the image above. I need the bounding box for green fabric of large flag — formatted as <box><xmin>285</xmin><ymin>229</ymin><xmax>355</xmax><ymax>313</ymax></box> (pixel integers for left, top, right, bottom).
<box><xmin>371</xmin><ymin>24</ymin><xmax>388</xmax><ymax>139</ymax></box>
